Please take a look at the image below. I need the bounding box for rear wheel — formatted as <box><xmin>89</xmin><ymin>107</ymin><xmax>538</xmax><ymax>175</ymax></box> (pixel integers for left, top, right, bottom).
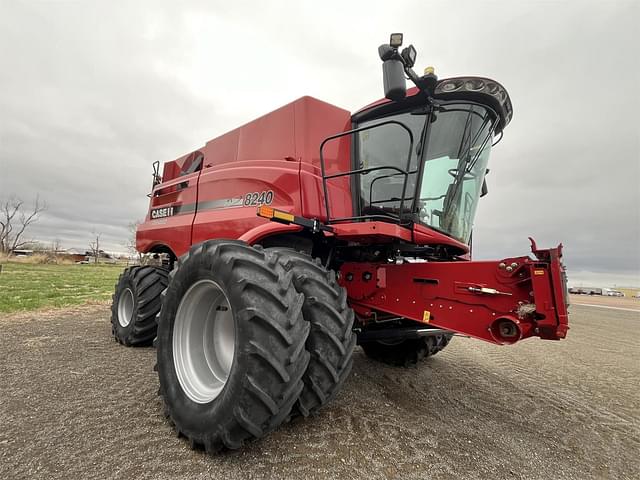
<box><xmin>269</xmin><ymin>248</ymin><xmax>356</xmax><ymax>417</ymax></box>
<box><xmin>156</xmin><ymin>240</ymin><xmax>310</xmax><ymax>451</ymax></box>
<box><xmin>111</xmin><ymin>266</ymin><xmax>168</xmax><ymax>346</ymax></box>
<box><xmin>361</xmin><ymin>334</ymin><xmax>452</xmax><ymax>367</ymax></box>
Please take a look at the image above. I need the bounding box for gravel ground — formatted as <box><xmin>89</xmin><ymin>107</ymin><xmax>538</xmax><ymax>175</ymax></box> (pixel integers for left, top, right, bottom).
<box><xmin>569</xmin><ymin>293</ymin><xmax>640</xmax><ymax>310</ymax></box>
<box><xmin>0</xmin><ymin>303</ymin><xmax>638</xmax><ymax>480</ymax></box>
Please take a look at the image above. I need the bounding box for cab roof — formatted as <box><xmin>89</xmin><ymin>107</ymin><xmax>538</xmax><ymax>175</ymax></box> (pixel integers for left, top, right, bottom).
<box><xmin>353</xmin><ymin>77</ymin><xmax>513</xmax><ymax>134</ymax></box>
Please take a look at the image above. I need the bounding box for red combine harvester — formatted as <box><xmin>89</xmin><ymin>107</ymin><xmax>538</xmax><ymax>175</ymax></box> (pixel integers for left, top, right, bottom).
<box><xmin>111</xmin><ymin>34</ymin><xmax>569</xmax><ymax>451</ymax></box>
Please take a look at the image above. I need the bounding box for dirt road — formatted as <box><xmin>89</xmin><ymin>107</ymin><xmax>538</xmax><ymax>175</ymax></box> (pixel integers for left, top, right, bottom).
<box><xmin>1</xmin><ymin>303</ymin><xmax>638</xmax><ymax>479</ymax></box>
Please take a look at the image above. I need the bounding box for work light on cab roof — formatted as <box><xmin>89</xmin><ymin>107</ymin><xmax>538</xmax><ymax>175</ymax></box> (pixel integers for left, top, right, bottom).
<box><xmin>378</xmin><ymin>33</ymin><xmax>512</xmax><ymax>130</ymax></box>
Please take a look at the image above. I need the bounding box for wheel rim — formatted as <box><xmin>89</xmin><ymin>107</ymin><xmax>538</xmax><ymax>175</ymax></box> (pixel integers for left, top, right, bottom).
<box><xmin>172</xmin><ymin>279</ymin><xmax>235</xmax><ymax>404</ymax></box>
<box><xmin>117</xmin><ymin>288</ymin><xmax>134</xmax><ymax>327</ymax></box>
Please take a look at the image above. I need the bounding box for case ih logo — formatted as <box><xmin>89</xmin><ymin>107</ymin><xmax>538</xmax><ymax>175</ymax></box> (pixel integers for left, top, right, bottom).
<box><xmin>151</xmin><ymin>206</ymin><xmax>175</xmax><ymax>219</ymax></box>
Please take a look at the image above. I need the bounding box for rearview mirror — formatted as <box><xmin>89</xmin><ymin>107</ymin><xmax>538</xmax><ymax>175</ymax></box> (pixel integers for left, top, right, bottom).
<box><xmin>382</xmin><ymin>59</ymin><xmax>406</xmax><ymax>101</ymax></box>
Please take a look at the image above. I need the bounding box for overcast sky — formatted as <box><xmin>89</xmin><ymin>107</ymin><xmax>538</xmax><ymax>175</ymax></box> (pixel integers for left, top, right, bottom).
<box><xmin>1</xmin><ymin>0</ymin><xmax>638</xmax><ymax>286</ymax></box>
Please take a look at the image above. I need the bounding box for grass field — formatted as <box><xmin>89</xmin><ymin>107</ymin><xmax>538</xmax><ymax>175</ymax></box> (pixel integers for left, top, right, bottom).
<box><xmin>0</xmin><ymin>262</ymin><xmax>124</xmax><ymax>313</ymax></box>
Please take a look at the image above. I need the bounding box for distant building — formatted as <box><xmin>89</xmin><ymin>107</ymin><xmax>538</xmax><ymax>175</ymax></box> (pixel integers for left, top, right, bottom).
<box><xmin>569</xmin><ymin>285</ymin><xmax>640</xmax><ymax>298</ymax></box>
<box><xmin>568</xmin><ymin>287</ymin><xmax>602</xmax><ymax>295</ymax></box>
<box><xmin>59</xmin><ymin>248</ymin><xmax>89</xmax><ymax>263</ymax></box>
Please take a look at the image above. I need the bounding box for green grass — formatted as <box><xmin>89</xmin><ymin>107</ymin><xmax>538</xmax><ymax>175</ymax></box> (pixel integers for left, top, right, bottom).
<box><xmin>0</xmin><ymin>262</ymin><xmax>125</xmax><ymax>314</ymax></box>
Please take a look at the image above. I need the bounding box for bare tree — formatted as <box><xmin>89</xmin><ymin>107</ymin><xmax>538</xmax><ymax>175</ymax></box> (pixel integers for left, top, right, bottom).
<box><xmin>20</xmin><ymin>241</ymin><xmax>45</xmax><ymax>252</ymax></box>
<box><xmin>50</xmin><ymin>238</ymin><xmax>62</xmax><ymax>254</ymax></box>
<box><xmin>0</xmin><ymin>195</ymin><xmax>46</xmax><ymax>254</ymax></box>
<box><xmin>88</xmin><ymin>233</ymin><xmax>101</xmax><ymax>264</ymax></box>
<box><xmin>124</xmin><ymin>220</ymin><xmax>142</xmax><ymax>261</ymax></box>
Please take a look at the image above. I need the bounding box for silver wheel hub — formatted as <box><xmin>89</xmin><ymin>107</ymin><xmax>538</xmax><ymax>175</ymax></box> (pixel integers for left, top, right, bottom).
<box><xmin>117</xmin><ymin>288</ymin><xmax>134</xmax><ymax>327</ymax></box>
<box><xmin>172</xmin><ymin>279</ymin><xmax>235</xmax><ymax>404</ymax></box>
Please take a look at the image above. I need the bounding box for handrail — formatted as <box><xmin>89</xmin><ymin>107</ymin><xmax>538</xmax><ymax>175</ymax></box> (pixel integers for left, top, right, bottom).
<box><xmin>319</xmin><ymin>120</ymin><xmax>414</xmax><ymax>224</ymax></box>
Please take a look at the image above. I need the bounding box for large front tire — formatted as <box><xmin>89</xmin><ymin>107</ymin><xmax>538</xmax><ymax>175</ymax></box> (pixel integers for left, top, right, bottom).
<box><xmin>111</xmin><ymin>266</ymin><xmax>168</xmax><ymax>346</ymax></box>
<box><xmin>156</xmin><ymin>240</ymin><xmax>310</xmax><ymax>451</ymax></box>
<box><xmin>269</xmin><ymin>248</ymin><xmax>356</xmax><ymax>417</ymax></box>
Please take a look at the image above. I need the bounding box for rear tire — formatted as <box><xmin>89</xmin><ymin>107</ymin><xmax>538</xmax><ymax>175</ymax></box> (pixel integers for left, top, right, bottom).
<box><xmin>269</xmin><ymin>248</ymin><xmax>356</xmax><ymax>417</ymax></box>
<box><xmin>111</xmin><ymin>266</ymin><xmax>168</xmax><ymax>347</ymax></box>
<box><xmin>361</xmin><ymin>334</ymin><xmax>452</xmax><ymax>367</ymax></box>
<box><xmin>156</xmin><ymin>240</ymin><xmax>310</xmax><ymax>451</ymax></box>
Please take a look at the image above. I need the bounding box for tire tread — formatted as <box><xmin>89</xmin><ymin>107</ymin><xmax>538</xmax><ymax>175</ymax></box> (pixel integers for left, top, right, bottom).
<box><xmin>155</xmin><ymin>240</ymin><xmax>309</xmax><ymax>451</ymax></box>
<box><xmin>268</xmin><ymin>248</ymin><xmax>355</xmax><ymax>417</ymax></box>
<box><xmin>111</xmin><ymin>266</ymin><xmax>169</xmax><ymax>347</ymax></box>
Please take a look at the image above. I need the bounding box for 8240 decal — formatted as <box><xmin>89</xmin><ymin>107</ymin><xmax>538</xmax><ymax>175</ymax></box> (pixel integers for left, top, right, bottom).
<box><xmin>244</xmin><ymin>190</ymin><xmax>274</xmax><ymax>206</ymax></box>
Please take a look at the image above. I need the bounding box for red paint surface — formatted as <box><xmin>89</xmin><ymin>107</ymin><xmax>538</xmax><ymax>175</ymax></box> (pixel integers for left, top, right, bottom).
<box><xmin>137</xmin><ymin>96</ymin><xmax>352</xmax><ymax>256</ymax></box>
<box><xmin>340</xmin><ymin>244</ymin><xmax>569</xmax><ymax>344</ymax></box>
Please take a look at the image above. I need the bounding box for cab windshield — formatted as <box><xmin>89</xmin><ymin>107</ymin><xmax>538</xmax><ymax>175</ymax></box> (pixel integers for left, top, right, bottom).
<box><xmin>355</xmin><ymin>102</ymin><xmax>495</xmax><ymax>244</ymax></box>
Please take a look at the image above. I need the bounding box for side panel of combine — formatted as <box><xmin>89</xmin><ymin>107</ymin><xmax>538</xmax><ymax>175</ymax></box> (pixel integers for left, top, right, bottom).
<box><xmin>294</xmin><ymin>99</ymin><xmax>353</xmax><ymax>222</ymax></box>
<box><xmin>138</xmin><ymin>96</ymin><xmax>353</xmax><ymax>257</ymax></box>
<box><xmin>191</xmin><ymin>160</ymin><xmax>301</xmax><ymax>246</ymax></box>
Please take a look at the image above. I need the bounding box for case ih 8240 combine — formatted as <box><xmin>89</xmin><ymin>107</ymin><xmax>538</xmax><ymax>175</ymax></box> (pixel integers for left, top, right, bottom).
<box><xmin>111</xmin><ymin>34</ymin><xmax>569</xmax><ymax>451</ymax></box>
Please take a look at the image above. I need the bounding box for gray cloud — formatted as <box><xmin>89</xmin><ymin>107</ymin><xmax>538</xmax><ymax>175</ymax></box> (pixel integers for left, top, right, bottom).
<box><xmin>1</xmin><ymin>1</ymin><xmax>638</xmax><ymax>285</ymax></box>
